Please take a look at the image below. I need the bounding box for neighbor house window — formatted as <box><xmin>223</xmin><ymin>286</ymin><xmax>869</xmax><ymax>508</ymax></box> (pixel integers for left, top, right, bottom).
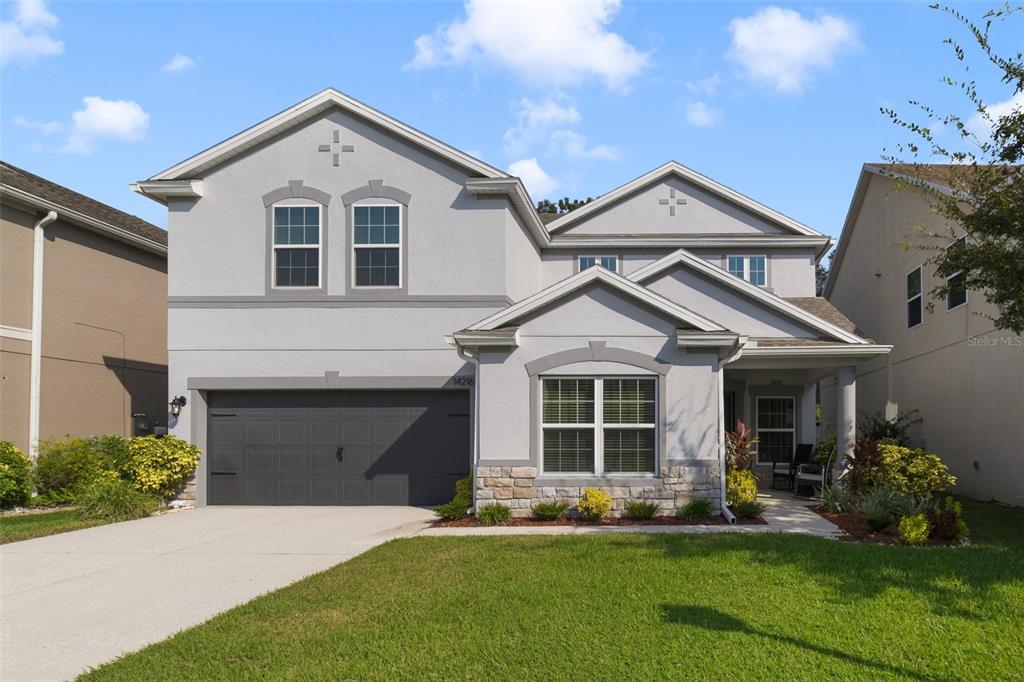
<box><xmin>946</xmin><ymin>237</ymin><xmax>968</xmax><ymax>310</ymax></box>
<box><xmin>353</xmin><ymin>205</ymin><xmax>401</xmax><ymax>287</ymax></box>
<box><xmin>273</xmin><ymin>205</ymin><xmax>321</xmax><ymax>287</ymax></box>
<box><xmin>907</xmin><ymin>267</ymin><xmax>923</xmax><ymax>328</ymax></box>
<box><xmin>756</xmin><ymin>397</ymin><xmax>794</xmax><ymax>464</ymax></box>
<box><xmin>727</xmin><ymin>255</ymin><xmax>767</xmax><ymax>286</ymax></box>
<box><xmin>541</xmin><ymin>377</ymin><xmax>656</xmax><ymax>475</ymax></box>
<box><xmin>579</xmin><ymin>256</ymin><xmax>618</xmax><ymax>272</ymax></box>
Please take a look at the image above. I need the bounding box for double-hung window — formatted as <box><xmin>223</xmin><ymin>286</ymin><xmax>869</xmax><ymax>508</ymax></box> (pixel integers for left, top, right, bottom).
<box><xmin>726</xmin><ymin>255</ymin><xmax>767</xmax><ymax>286</ymax></box>
<box><xmin>353</xmin><ymin>205</ymin><xmax>401</xmax><ymax>287</ymax></box>
<box><xmin>273</xmin><ymin>205</ymin><xmax>321</xmax><ymax>288</ymax></box>
<box><xmin>579</xmin><ymin>255</ymin><xmax>618</xmax><ymax>272</ymax></box>
<box><xmin>541</xmin><ymin>377</ymin><xmax>656</xmax><ymax>475</ymax></box>
<box><xmin>756</xmin><ymin>397</ymin><xmax>795</xmax><ymax>464</ymax></box>
<box><xmin>946</xmin><ymin>237</ymin><xmax>968</xmax><ymax>310</ymax></box>
<box><xmin>906</xmin><ymin>266</ymin><xmax>923</xmax><ymax>328</ymax></box>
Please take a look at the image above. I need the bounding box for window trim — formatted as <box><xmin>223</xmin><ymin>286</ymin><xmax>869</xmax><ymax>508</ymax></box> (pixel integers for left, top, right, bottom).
<box><xmin>351</xmin><ymin>203</ymin><xmax>403</xmax><ymax>289</ymax></box>
<box><xmin>577</xmin><ymin>255</ymin><xmax>621</xmax><ymax>274</ymax></box>
<box><xmin>945</xmin><ymin>237</ymin><xmax>968</xmax><ymax>311</ymax></box>
<box><xmin>271</xmin><ymin>203</ymin><xmax>322</xmax><ymax>290</ymax></box>
<box><xmin>726</xmin><ymin>254</ymin><xmax>768</xmax><ymax>287</ymax></box>
<box><xmin>539</xmin><ymin>375</ymin><xmax>658</xmax><ymax>477</ymax></box>
<box><xmin>755</xmin><ymin>395</ymin><xmax>796</xmax><ymax>465</ymax></box>
<box><xmin>906</xmin><ymin>265</ymin><xmax>923</xmax><ymax>329</ymax></box>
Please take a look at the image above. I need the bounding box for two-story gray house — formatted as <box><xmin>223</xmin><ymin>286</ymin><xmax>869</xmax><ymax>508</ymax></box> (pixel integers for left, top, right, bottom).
<box><xmin>133</xmin><ymin>89</ymin><xmax>890</xmax><ymax>516</ymax></box>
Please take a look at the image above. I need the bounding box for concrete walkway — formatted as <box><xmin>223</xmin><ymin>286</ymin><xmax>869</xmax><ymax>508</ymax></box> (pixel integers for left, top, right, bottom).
<box><xmin>420</xmin><ymin>491</ymin><xmax>839</xmax><ymax>538</ymax></box>
<box><xmin>0</xmin><ymin>506</ymin><xmax>434</xmax><ymax>682</ymax></box>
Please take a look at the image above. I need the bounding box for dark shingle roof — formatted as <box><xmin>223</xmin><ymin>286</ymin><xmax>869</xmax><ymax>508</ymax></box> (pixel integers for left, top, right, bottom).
<box><xmin>538</xmin><ymin>212</ymin><xmax>560</xmax><ymax>225</ymax></box>
<box><xmin>1</xmin><ymin>161</ymin><xmax>166</xmax><ymax>247</ymax></box>
<box><xmin>784</xmin><ymin>297</ymin><xmax>869</xmax><ymax>339</ymax></box>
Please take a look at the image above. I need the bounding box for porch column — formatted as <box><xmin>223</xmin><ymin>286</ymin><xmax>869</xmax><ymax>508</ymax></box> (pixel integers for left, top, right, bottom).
<box><xmin>800</xmin><ymin>382</ymin><xmax>817</xmax><ymax>445</ymax></box>
<box><xmin>836</xmin><ymin>366</ymin><xmax>856</xmax><ymax>467</ymax></box>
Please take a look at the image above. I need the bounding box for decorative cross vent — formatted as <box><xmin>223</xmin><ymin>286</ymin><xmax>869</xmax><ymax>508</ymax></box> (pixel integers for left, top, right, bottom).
<box><xmin>316</xmin><ymin>129</ymin><xmax>355</xmax><ymax>167</ymax></box>
<box><xmin>658</xmin><ymin>187</ymin><xmax>687</xmax><ymax>216</ymax></box>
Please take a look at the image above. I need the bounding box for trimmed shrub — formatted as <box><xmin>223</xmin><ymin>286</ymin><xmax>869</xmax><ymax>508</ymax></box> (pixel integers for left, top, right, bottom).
<box><xmin>531</xmin><ymin>500</ymin><xmax>569</xmax><ymax>520</ymax></box>
<box><xmin>0</xmin><ymin>441</ymin><xmax>33</xmax><ymax>508</ymax></box>
<box><xmin>76</xmin><ymin>478</ymin><xmax>158</xmax><ymax>522</ymax></box>
<box><xmin>725</xmin><ymin>469</ymin><xmax>758</xmax><ymax>506</ymax></box>
<box><xmin>577</xmin><ymin>487</ymin><xmax>612</xmax><ymax>521</ymax></box>
<box><xmin>926</xmin><ymin>496</ymin><xmax>969</xmax><ymax>542</ymax></box>
<box><xmin>731</xmin><ymin>499</ymin><xmax>764</xmax><ymax>519</ymax></box>
<box><xmin>898</xmin><ymin>513</ymin><xmax>930</xmax><ymax>545</ymax></box>
<box><xmin>625</xmin><ymin>500</ymin><xmax>659</xmax><ymax>520</ymax></box>
<box><xmin>817</xmin><ymin>484</ymin><xmax>853</xmax><ymax>514</ymax></box>
<box><xmin>34</xmin><ymin>437</ymin><xmax>119</xmax><ymax>498</ymax></box>
<box><xmin>875</xmin><ymin>444</ymin><xmax>956</xmax><ymax>500</ymax></box>
<box><xmin>677</xmin><ymin>497</ymin><xmax>714</xmax><ymax>521</ymax></box>
<box><xmin>434</xmin><ymin>475</ymin><xmax>473</xmax><ymax>521</ymax></box>
<box><xmin>123</xmin><ymin>436</ymin><xmax>201</xmax><ymax>499</ymax></box>
<box><xmin>476</xmin><ymin>502</ymin><xmax>511</xmax><ymax>525</ymax></box>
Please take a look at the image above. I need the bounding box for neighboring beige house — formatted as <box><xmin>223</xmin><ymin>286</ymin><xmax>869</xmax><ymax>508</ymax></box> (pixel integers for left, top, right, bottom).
<box><xmin>0</xmin><ymin>162</ymin><xmax>168</xmax><ymax>454</ymax></box>
<box><xmin>822</xmin><ymin>163</ymin><xmax>1023</xmax><ymax>505</ymax></box>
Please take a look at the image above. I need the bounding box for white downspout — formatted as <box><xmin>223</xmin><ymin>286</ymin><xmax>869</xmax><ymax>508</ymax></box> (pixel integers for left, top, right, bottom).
<box><xmin>29</xmin><ymin>210</ymin><xmax>58</xmax><ymax>456</ymax></box>
<box><xmin>717</xmin><ymin>335</ymin><xmax>748</xmax><ymax>525</ymax></box>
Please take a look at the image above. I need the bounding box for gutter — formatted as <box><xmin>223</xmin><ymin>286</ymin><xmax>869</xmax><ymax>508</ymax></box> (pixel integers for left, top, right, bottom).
<box><xmin>716</xmin><ymin>335</ymin><xmax>748</xmax><ymax>524</ymax></box>
<box><xmin>29</xmin><ymin>210</ymin><xmax>58</xmax><ymax>455</ymax></box>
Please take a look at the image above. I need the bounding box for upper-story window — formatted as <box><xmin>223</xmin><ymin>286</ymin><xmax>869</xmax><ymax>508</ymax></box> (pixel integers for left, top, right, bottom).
<box><xmin>273</xmin><ymin>205</ymin><xmax>321</xmax><ymax>288</ymax></box>
<box><xmin>353</xmin><ymin>205</ymin><xmax>401</xmax><ymax>287</ymax></box>
<box><xmin>906</xmin><ymin>266</ymin><xmax>923</xmax><ymax>328</ymax></box>
<box><xmin>946</xmin><ymin>237</ymin><xmax>968</xmax><ymax>310</ymax></box>
<box><xmin>579</xmin><ymin>255</ymin><xmax>618</xmax><ymax>272</ymax></box>
<box><xmin>727</xmin><ymin>255</ymin><xmax>766</xmax><ymax>286</ymax></box>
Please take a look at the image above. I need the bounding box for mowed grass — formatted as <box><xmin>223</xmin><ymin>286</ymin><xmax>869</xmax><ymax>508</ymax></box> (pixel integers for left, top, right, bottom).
<box><xmin>84</xmin><ymin>501</ymin><xmax>1023</xmax><ymax>681</ymax></box>
<box><xmin>0</xmin><ymin>510</ymin><xmax>102</xmax><ymax>544</ymax></box>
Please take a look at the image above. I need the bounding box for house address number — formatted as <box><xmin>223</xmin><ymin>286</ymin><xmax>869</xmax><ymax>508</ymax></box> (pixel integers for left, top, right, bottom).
<box><xmin>451</xmin><ymin>375</ymin><xmax>475</xmax><ymax>387</ymax></box>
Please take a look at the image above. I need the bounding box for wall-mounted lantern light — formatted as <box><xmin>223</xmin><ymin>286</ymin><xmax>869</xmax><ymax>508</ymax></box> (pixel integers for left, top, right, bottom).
<box><xmin>169</xmin><ymin>395</ymin><xmax>187</xmax><ymax>417</ymax></box>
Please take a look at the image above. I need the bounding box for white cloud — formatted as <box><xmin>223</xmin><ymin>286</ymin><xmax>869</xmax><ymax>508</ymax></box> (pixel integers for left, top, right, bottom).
<box><xmin>408</xmin><ymin>0</ymin><xmax>649</xmax><ymax>91</ymax></box>
<box><xmin>162</xmin><ymin>53</ymin><xmax>196</xmax><ymax>73</ymax></box>
<box><xmin>1</xmin><ymin>0</ymin><xmax>63</xmax><ymax>66</ymax></box>
<box><xmin>12</xmin><ymin>114</ymin><xmax>62</xmax><ymax>134</ymax></box>
<box><xmin>548</xmin><ymin>129</ymin><xmax>621</xmax><ymax>160</ymax></box>
<box><xmin>727</xmin><ymin>7</ymin><xmax>857</xmax><ymax>94</ymax></box>
<box><xmin>504</xmin><ymin>98</ymin><xmax>580</xmax><ymax>155</ymax></box>
<box><xmin>63</xmin><ymin>96</ymin><xmax>150</xmax><ymax>155</ymax></box>
<box><xmin>685</xmin><ymin>101</ymin><xmax>721</xmax><ymax>128</ymax></box>
<box><xmin>509</xmin><ymin>157</ymin><xmax>559</xmax><ymax>198</ymax></box>
<box><xmin>685</xmin><ymin>73</ymin><xmax>722</xmax><ymax>97</ymax></box>
<box><xmin>967</xmin><ymin>91</ymin><xmax>1024</xmax><ymax>139</ymax></box>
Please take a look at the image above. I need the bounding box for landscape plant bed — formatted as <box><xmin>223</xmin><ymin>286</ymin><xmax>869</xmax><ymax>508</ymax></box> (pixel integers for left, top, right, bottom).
<box><xmin>433</xmin><ymin>514</ymin><xmax>766</xmax><ymax>527</ymax></box>
<box><xmin>811</xmin><ymin>506</ymin><xmax>966</xmax><ymax>546</ymax></box>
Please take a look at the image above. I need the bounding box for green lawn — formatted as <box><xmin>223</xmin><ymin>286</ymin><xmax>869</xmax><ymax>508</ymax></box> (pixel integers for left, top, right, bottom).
<box><xmin>0</xmin><ymin>509</ymin><xmax>103</xmax><ymax>544</ymax></box>
<box><xmin>84</xmin><ymin>501</ymin><xmax>1023</xmax><ymax>681</ymax></box>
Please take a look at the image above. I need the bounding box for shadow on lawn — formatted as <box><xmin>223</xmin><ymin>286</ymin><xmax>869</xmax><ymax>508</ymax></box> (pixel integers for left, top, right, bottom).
<box><xmin>661</xmin><ymin>605</ymin><xmax>940</xmax><ymax>681</ymax></box>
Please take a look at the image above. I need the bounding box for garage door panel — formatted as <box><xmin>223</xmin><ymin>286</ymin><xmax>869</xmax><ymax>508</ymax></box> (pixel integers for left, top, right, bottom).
<box><xmin>208</xmin><ymin>390</ymin><xmax>470</xmax><ymax>505</ymax></box>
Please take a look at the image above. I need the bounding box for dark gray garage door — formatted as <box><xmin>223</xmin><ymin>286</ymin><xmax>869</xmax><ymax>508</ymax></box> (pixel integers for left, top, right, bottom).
<box><xmin>207</xmin><ymin>390</ymin><xmax>470</xmax><ymax>506</ymax></box>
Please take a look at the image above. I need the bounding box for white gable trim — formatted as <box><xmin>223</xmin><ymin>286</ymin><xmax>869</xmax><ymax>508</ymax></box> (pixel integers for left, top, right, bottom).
<box><xmin>628</xmin><ymin>249</ymin><xmax>868</xmax><ymax>344</ymax></box>
<box><xmin>147</xmin><ymin>88</ymin><xmax>508</xmax><ymax>181</ymax></box>
<box><xmin>465</xmin><ymin>178</ymin><xmax>550</xmax><ymax>247</ymax></box>
<box><xmin>545</xmin><ymin>161</ymin><xmax>823</xmax><ymax>237</ymax></box>
<box><xmin>466</xmin><ymin>266</ymin><xmax>723</xmax><ymax>332</ymax></box>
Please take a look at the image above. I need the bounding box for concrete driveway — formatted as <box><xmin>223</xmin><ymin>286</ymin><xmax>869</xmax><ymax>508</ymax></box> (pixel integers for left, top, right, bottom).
<box><xmin>0</xmin><ymin>506</ymin><xmax>433</xmax><ymax>681</ymax></box>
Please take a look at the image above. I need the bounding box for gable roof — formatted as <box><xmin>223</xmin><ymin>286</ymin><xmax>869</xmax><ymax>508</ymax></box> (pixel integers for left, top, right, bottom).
<box><xmin>145</xmin><ymin>88</ymin><xmax>508</xmax><ymax>182</ymax></box>
<box><xmin>466</xmin><ymin>265</ymin><xmax>724</xmax><ymax>332</ymax></box>
<box><xmin>628</xmin><ymin>248</ymin><xmax>868</xmax><ymax>344</ymax></box>
<box><xmin>1</xmin><ymin>161</ymin><xmax>167</xmax><ymax>254</ymax></box>
<box><xmin>544</xmin><ymin>161</ymin><xmax>825</xmax><ymax>238</ymax></box>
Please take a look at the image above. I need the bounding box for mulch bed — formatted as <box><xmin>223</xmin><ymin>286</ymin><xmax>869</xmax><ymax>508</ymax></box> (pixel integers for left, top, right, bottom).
<box><xmin>432</xmin><ymin>514</ymin><xmax>766</xmax><ymax>528</ymax></box>
<box><xmin>810</xmin><ymin>505</ymin><xmax>966</xmax><ymax>546</ymax></box>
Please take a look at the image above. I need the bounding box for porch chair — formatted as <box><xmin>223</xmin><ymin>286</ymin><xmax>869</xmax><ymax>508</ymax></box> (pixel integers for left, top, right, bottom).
<box><xmin>772</xmin><ymin>443</ymin><xmax>814</xmax><ymax>491</ymax></box>
<box><xmin>794</xmin><ymin>448</ymin><xmax>829</xmax><ymax>497</ymax></box>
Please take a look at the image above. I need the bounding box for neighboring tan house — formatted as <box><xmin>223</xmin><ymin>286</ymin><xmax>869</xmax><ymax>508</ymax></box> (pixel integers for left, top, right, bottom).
<box><xmin>822</xmin><ymin>164</ymin><xmax>1023</xmax><ymax>505</ymax></box>
<box><xmin>0</xmin><ymin>162</ymin><xmax>169</xmax><ymax>454</ymax></box>
<box><xmin>133</xmin><ymin>89</ymin><xmax>890</xmax><ymax>515</ymax></box>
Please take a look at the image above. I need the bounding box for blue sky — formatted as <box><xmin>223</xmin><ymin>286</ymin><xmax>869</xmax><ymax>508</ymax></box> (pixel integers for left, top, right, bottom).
<box><xmin>2</xmin><ymin>0</ymin><xmax>1020</xmax><ymax>240</ymax></box>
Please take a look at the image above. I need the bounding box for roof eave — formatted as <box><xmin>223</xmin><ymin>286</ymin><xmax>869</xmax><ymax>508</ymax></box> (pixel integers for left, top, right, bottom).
<box><xmin>130</xmin><ymin>180</ymin><xmax>204</xmax><ymax>206</ymax></box>
<box><xmin>465</xmin><ymin>178</ymin><xmax>550</xmax><ymax>248</ymax></box>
